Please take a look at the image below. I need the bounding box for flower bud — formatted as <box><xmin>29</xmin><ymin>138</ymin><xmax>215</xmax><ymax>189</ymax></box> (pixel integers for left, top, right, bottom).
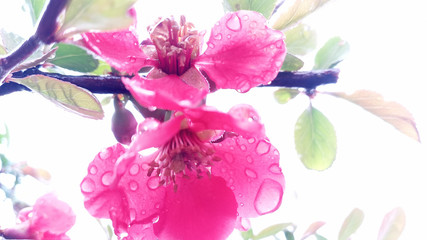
<box><xmin>112</xmin><ymin>106</ymin><xmax>137</xmax><ymax>145</ymax></box>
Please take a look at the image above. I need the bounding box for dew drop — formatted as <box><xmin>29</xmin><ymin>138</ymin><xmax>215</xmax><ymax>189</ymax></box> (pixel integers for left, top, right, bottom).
<box><xmin>273</xmin><ymin>149</ymin><xmax>279</xmax><ymax>156</ymax></box>
<box><xmin>226</xmin><ymin>14</ymin><xmax>242</xmax><ymax>31</ymax></box>
<box><xmin>230</xmin><ymin>185</ymin><xmax>235</xmax><ymax>191</ymax></box>
<box><xmin>129</xmin><ymin>208</ymin><xmax>136</xmax><ymax>221</ymax></box>
<box><xmin>128</xmin><ymin>56</ymin><xmax>136</xmax><ymax>63</ymax></box>
<box><xmin>89</xmin><ymin>165</ymin><xmax>98</xmax><ymax>175</ymax></box>
<box><xmin>247</xmin><ymin>138</ymin><xmax>255</xmax><ymax>144</ymax></box>
<box><xmin>95</xmin><ymin>39</ymin><xmax>100</xmax><ymax>43</ymax></box>
<box><xmin>221</xmin><ymin>167</ymin><xmax>227</xmax><ymax>173</ymax></box>
<box><xmin>99</xmin><ymin>147</ymin><xmax>112</xmax><ymax>160</ymax></box>
<box><xmin>254</xmin><ymin>179</ymin><xmax>283</xmax><ymax>215</ymax></box>
<box><xmin>81</xmin><ymin>178</ymin><xmax>95</xmax><ymax>193</ymax></box>
<box><xmin>256</xmin><ymin>140</ymin><xmax>271</xmax><ymax>155</ymax></box>
<box><xmin>141</xmin><ymin>210</ymin><xmax>146</xmax><ymax>215</ymax></box>
<box><xmin>275</xmin><ymin>40</ymin><xmax>284</xmax><ymax>49</ymax></box>
<box><xmin>245</xmin><ymin>168</ymin><xmax>258</xmax><ymax>179</ymax></box>
<box><xmin>269</xmin><ymin>163</ymin><xmax>282</xmax><ymax>175</ymax></box>
<box><xmin>240</xmin><ymin>202</ymin><xmax>244</xmax><ymax>207</ymax></box>
<box><xmin>148</xmin><ymin>106</ymin><xmax>157</xmax><ymax>111</ymax></box>
<box><xmin>129</xmin><ymin>180</ymin><xmax>139</xmax><ymax>191</ymax></box>
<box><xmin>246</xmin><ymin>156</ymin><xmax>254</xmax><ymax>163</ymax></box>
<box><xmin>155</xmin><ymin>203</ymin><xmax>160</xmax><ymax>209</ymax></box>
<box><xmin>213</xmin><ymin>33</ymin><xmax>222</xmax><ymax>40</ymax></box>
<box><xmin>237</xmin><ymin>81</ymin><xmax>251</xmax><ymax>93</ymax></box>
<box><xmin>101</xmin><ymin>171</ymin><xmax>114</xmax><ymax>186</ymax></box>
<box><xmin>208</xmin><ymin>42</ymin><xmax>215</xmax><ymax>49</ymax></box>
<box><xmin>242</xmin><ymin>15</ymin><xmax>249</xmax><ymax>21</ymax></box>
<box><xmin>147</xmin><ymin>177</ymin><xmax>160</xmax><ymax>190</ymax></box>
<box><xmin>152</xmin><ymin>215</ymin><xmax>160</xmax><ymax>223</ymax></box>
<box><xmin>227</xmin><ymin>34</ymin><xmax>231</xmax><ymax>39</ymax></box>
<box><xmin>249</xmin><ymin>21</ymin><xmax>257</xmax><ymax>29</ymax></box>
<box><xmin>238</xmin><ymin>193</ymin><xmax>243</xmax><ymax>198</ymax></box>
<box><xmin>224</xmin><ymin>153</ymin><xmax>234</xmax><ymax>163</ymax></box>
<box><xmin>238</xmin><ymin>217</ymin><xmax>251</xmax><ymax>231</ymax></box>
<box><xmin>129</xmin><ymin>163</ymin><xmax>140</xmax><ymax>176</ymax></box>
<box><xmin>240</xmin><ymin>145</ymin><xmax>247</xmax><ymax>151</ymax></box>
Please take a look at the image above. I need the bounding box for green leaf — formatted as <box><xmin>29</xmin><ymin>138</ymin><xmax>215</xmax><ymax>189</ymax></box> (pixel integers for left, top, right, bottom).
<box><xmin>57</xmin><ymin>0</ymin><xmax>137</xmax><ymax>39</ymax></box>
<box><xmin>327</xmin><ymin>90</ymin><xmax>420</xmax><ymax>141</ymax></box>
<box><xmin>0</xmin><ymin>124</ymin><xmax>10</xmax><ymax>146</ymax></box>
<box><xmin>285</xmin><ymin>23</ymin><xmax>317</xmax><ymax>56</ymax></box>
<box><xmin>11</xmin><ymin>75</ymin><xmax>104</xmax><ymax>119</ymax></box>
<box><xmin>301</xmin><ymin>221</ymin><xmax>326</xmax><ymax>240</ymax></box>
<box><xmin>0</xmin><ymin>45</ymin><xmax>6</xmax><ymax>55</ymax></box>
<box><xmin>223</xmin><ymin>0</ymin><xmax>278</xmax><ymax>19</ymax></box>
<box><xmin>274</xmin><ymin>88</ymin><xmax>299</xmax><ymax>104</ymax></box>
<box><xmin>26</xmin><ymin>0</ymin><xmax>47</xmax><ymax>25</ymax></box>
<box><xmin>315</xmin><ymin>234</ymin><xmax>328</xmax><ymax>240</ymax></box>
<box><xmin>377</xmin><ymin>208</ymin><xmax>406</xmax><ymax>240</ymax></box>
<box><xmin>313</xmin><ymin>37</ymin><xmax>349</xmax><ymax>70</ymax></box>
<box><xmin>241</xmin><ymin>228</ymin><xmax>254</xmax><ymax>240</ymax></box>
<box><xmin>338</xmin><ymin>208</ymin><xmax>365</xmax><ymax>240</ymax></box>
<box><xmin>91</xmin><ymin>60</ymin><xmax>112</xmax><ymax>75</ymax></box>
<box><xmin>294</xmin><ymin>105</ymin><xmax>337</xmax><ymax>170</ymax></box>
<box><xmin>48</xmin><ymin>43</ymin><xmax>99</xmax><ymax>72</ymax></box>
<box><xmin>101</xmin><ymin>95</ymin><xmax>113</xmax><ymax>106</ymax></box>
<box><xmin>272</xmin><ymin>0</ymin><xmax>330</xmax><ymax>30</ymax></box>
<box><xmin>0</xmin><ymin>154</ymin><xmax>9</xmax><ymax>169</ymax></box>
<box><xmin>254</xmin><ymin>223</ymin><xmax>293</xmax><ymax>240</ymax></box>
<box><xmin>281</xmin><ymin>53</ymin><xmax>304</xmax><ymax>71</ymax></box>
<box><xmin>285</xmin><ymin>230</ymin><xmax>295</xmax><ymax>240</ymax></box>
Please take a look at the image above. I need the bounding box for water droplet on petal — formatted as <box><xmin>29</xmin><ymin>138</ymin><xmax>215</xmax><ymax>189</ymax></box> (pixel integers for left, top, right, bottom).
<box><xmin>238</xmin><ymin>217</ymin><xmax>251</xmax><ymax>231</ymax></box>
<box><xmin>274</xmin><ymin>150</ymin><xmax>279</xmax><ymax>156</ymax></box>
<box><xmin>99</xmin><ymin>147</ymin><xmax>112</xmax><ymax>160</ymax></box>
<box><xmin>242</xmin><ymin>15</ymin><xmax>249</xmax><ymax>21</ymax></box>
<box><xmin>237</xmin><ymin>81</ymin><xmax>251</xmax><ymax>93</ymax></box>
<box><xmin>256</xmin><ymin>140</ymin><xmax>271</xmax><ymax>155</ymax></box>
<box><xmin>238</xmin><ymin>193</ymin><xmax>243</xmax><ymax>198</ymax></box>
<box><xmin>269</xmin><ymin>163</ymin><xmax>282</xmax><ymax>175</ymax></box>
<box><xmin>226</xmin><ymin>14</ymin><xmax>242</xmax><ymax>31</ymax></box>
<box><xmin>275</xmin><ymin>40</ymin><xmax>284</xmax><ymax>49</ymax></box>
<box><xmin>152</xmin><ymin>215</ymin><xmax>160</xmax><ymax>223</ymax></box>
<box><xmin>129</xmin><ymin>180</ymin><xmax>139</xmax><ymax>191</ymax></box>
<box><xmin>245</xmin><ymin>168</ymin><xmax>258</xmax><ymax>179</ymax></box>
<box><xmin>208</xmin><ymin>42</ymin><xmax>215</xmax><ymax>48</ymax></box>
<box><xmin>128</xmin><ymin>56</ymin><xmax>136</xmax><ymax>63</ymax></box>
<box><xmin>254</xmin><ymin>179</ymin><xmax>283</xmax><ymax>215</ymax></box>
<box><xmin>89</xmin><ymin>165</ymin><xmax>98</xmax><ymax>175</ymax></box>
<box><xmin>221</xmin><ymin>167</ymin><xmax>227</xmax><ymax>173</ymax></box>
<box><xmin>214</xmin><ymin>33</ymin><xmax>222</xmax><ymax>40</ymax></box>
<box><xmin>81</xmin><ymin>178</ymin><xmax>95</xmax><ymax>193</ymax></box>
<box><xmin>147</xmin><ymin>177</ymin><xmax>160</xmax><ymax>190</ymax></box>
<box><xmin>141</xmin><ymin>210</ymin><xmax>146</xmax><ymax>215</ymax></box>
<box><xmin>224</xmin><ymin>153</ymin><xmax>234</xmax><ymax>163</ymax></box>
<box><xmin>130</xmin><ymin>208</ymin><xmax>136</xmax><ymax>221</ymax></box>
<box><xmin>155</xmin><ymin>203</ymin><xmax>160</xmax><ymax>209</ymax></box>
<box><xmin>249</xmin><ymin>21</ymin><xmax>257</xmax><ymax>29</ymax></box>
<box><xmin>247</xmin><ymin>138</ymin><xmax>255</xmax><ymax>144</ymax></box>
<box><xmin>230</xmin><ymin>185</ymin><xmax>235</xmax><ymax>191</ymax></box>
<box><xmin>240</xmin><ymin>145</ymin><xmax>247</xmax><ymax>151</ymax></box>
<box><xmin>129</xmin><ymin>163</ymin><xmax>140</xmax><ymax>176</ymax></box>
<box><xmin>227</xmin><ymin>34</ymin><xmax>231</xmax><ymax>39</ymax></box>
<box><xmin>101</xmin><ymin>171</ymin><xmax>114</xmax><ymax>186</ymax></box>
<box><xmin>246</xmin><ymin>156</ymin><xmax>254</xmax><ymax>163</ymax></box>
<box><xmin>240</xmin><ymin>202</ymin><xmax>244</xmax><ymax>207</ymax></box>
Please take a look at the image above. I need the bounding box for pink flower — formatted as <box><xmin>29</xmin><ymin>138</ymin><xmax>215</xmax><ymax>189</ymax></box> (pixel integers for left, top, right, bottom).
<box><xmin>0</xmin><ymin>193</ymin><xmax>76</xmax><ymax>240</ymax></box>
<box><xmin>83</xmin><ymin>10</ymin><xmax>286</xmax><ymax>110</ymax></box>
<box><xmin>81</xmin><ymin>105</ymin><xmax>285</xmax><ymax>240</ymax></box>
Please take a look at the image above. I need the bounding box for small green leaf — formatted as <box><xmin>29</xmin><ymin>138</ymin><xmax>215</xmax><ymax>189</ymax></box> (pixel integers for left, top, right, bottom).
<box><xmin>301</xmin><ymin>221</ymin><xmax>326</xmax><ymax>240</ymax></box>
<box><xmin>285</xmin><ymin>23</ymin><xmax>317</xmax><ymax>56</ymax></box>
<box><xmin>338</xmin><ymin>208</ymin><xmax>364</xmax><ymax>240</ymax></box>
<box><xmin>241</xmin><ymin>228</ymin><xmax>254</xmax><ymax>240</ymax></box>
<box><xmin>313</xmin><ymin>37</ymin><xmax>349</xmax><ymax>70</ymax></box>
<box><xmin>327</xmin><ymin>90</ymin><xmax>420</xmax><ymax>141</ymax></box>
<box><xmin>223</xmin><ymin>0</ymin><xmax>278</xmax><ymax>19</ymax></box>
<box><xmin>0</xmin><ymin>45</ymin><xmax>6</xmax><ymax>55</ymax></box>
<box><xmin>274</xmin><ymin>88</ymin><xmax>299</xmax><ymax>104</ymax></box>
<box><xmin>0</xmin><ymin>124</ymin><xmax>10</xmax><ymax>146</ymax></box>
<box><xmin>377</xmin><ymin>208</ymin><xmax>406</xmax><ymax>240</ymax></box>
<box><xmin>285</xmin><ymin>230</ymin><xmax>295</xmax><ymax>240</ymax></box>
<box><xmin>295</xmin><ymin>105</ymin><xmax>337</xmax><ymax>170</ymax></box>
<box><xmin>315</xmin><ymin>234</ymin><xmax>328</xmax><ymax>240</ymax></box>
<box><xmin>11</xmin><ymin>75</ymin><xmax>104</xmax><ymax>119</ymax></box>
<box><xmin>1</xmin><ymin>154</ymin><xmax>9</xmax><ymax>169</ymax></box>
<box><xmin>272</xmin><ymin>0</ymin><xmax>330</xmax><ymax>30</ymax></box>
<box><xmin>25</xmin><ymin>0</ymin><xmax>47</xmax><ymax>25</ymax></box>
<box><xmin>281</xmin><ymin>53</ymin><xmax>304</xmax><ymax>71</ymax></box>
<box><xmin>101</xmin><ymin>95</ymin><xmax>113</xmax><ymax>106</ymax></box>
<box><xmin>91</xmin><ymin>60</ymin><xmax>112</xmax><ymax>75</ymax></box>
<box><xmin>57</xmin><ymin>0</ymin><xmax>137</xmax><ymax>39</ymax></box>
<box><xmin>254</xmin><ymin>223</ymin><xmax>293</xmax><ymax>240</ymax></box>
<box><xmin>48</xmin><ymin>43</ymin><xmax>99</xmax><ymax>73</ymax></box>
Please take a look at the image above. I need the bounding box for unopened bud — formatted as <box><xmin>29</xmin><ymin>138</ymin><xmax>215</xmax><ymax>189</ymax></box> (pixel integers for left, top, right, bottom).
<box><xmin>112</xmin><ymin>107</ymin><xmax>137</xmax><ymax>145</ymax></box>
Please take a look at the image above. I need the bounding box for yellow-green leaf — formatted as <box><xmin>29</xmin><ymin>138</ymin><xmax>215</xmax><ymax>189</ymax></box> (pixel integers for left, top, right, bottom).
<box><xmin>274</xmin><ymin>88</ymin><xmax>300</xmax><ymax>104</ymax></box>
<box><xmin>377</xmin><ymin>208</ymin><xmax>406</xmax><ymax>240</ymax></box>
<box><xmin>272</xmin><ymin>0</ymin><xmax>330</xmax><ymax>30</ymax></box>
<box><xmin>48</xmin><ymin>43</ymin><xmax>99</xmax><ymax>72</ymax></box>
<box><xmin>223</xmin><ymin>0</ymin><xmax>278</xmax><ymax>19</ymax></box>
<box><xmin>338</xmin><ymin>208</ymin><xmax>364</xmax><ymax>240</ymax></box>
<box><xmin>11</xmin><ymin>75</ymin><xmax>104</xmax><ymax>119</ymax></box>
<box><xmin>295</xmin><ymin>105</ymin><xmax>337</xmax><ymax>170</ymax></box>
<box><xmin>254</xmin><ymin>223</ymin><xmax>294</xmax><ymax>240</ymax></box>
<box><xmin>281</xmin><ymin>53</ymin><xmax>304</xmax><ymax>71</ymax></box>
<box><xmin>285</xmin><ymin>23</ymin><xmax>317</xmax><ymax>56</ymax></box>
<box><xmin>25</xmin><ymin>0</ymin><xmax>47</xmax><ymax>25</ymax></box>
<box><xmin>327</xmin><ymin>90</ymin><xmax>420</xmax><ymax>141</ymax></box>
<box><xmin>313</xmin><ymin>37</ymin><xmax>349</xmax><ymax>70</ymax></box>
<box><xmin>57</xmin><ymin>0</ymin><xmax>137</xmax><ymax>39</ymax></box>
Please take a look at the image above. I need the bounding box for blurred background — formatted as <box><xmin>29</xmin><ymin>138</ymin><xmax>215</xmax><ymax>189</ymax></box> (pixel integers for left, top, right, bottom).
<box><xmin>1</xmin><ymin>0</ymin><xmax>426</xmax><ymax>239</ymax></box>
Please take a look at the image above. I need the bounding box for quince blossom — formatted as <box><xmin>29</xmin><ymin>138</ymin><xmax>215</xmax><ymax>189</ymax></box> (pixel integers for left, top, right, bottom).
<box><xmin>0</xmin><ymin>193</ymin><xmax>76</xmax><ymax>240</ymax></box>
<box><xmin>81</xmin><ymin>105</ymin><xmax>285</xmax><ymax>240</ymax></box>
<box><xmin>83</xmin><ymin>10</ymin><xmax>286</xmax><ymax>110</ymax></box>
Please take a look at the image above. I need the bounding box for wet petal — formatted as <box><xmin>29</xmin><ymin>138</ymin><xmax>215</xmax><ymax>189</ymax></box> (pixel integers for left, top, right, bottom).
<box><xmin>212</xmin><ymin>136</ymin><xmax>285</xmax><ymax>218</ymax></box>
<box><xmin>122</xmin><ymin>75</ymin><xmax>208</xmax><ymax>111</ymax></box>
<box><xmin>184</xmin><ymin>106</ymin><xmax>265</xmax><ymax>138</ymax></box>
<box><xmin>125</xmin><ymin>223</ymin><xmax>157</xmax><ymax>240</ymax></box>
<box><xmin>154</xmin><ymin>176</ymin><xmax>237</xmax><ymax>240</ymax></box>
<box><xmin>31</xmin><ymin>193</ymin><xmax>76</xmax><ymax>235</ymax></box>
<box><xmin>195</xmin><ymin>10</ymin><xmax>286</xmax><ymax>92</ymax></box>
<box><xmin>83</xmin><ymin>31</ymin><xmax>157</xmax><ymax>74</ymax></box>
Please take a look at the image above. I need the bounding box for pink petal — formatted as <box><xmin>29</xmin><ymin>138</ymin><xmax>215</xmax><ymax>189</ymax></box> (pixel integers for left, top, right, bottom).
<box><xmin>184</xmin><ymin>106</ymin><xmax>265</xmax><ymax>138</ymax></box>
<box><xmin>153</xmin><ymin>175</ymin><xmax>237</xmax><ymax>240</ymax></box>
<box><xmin>125</xmin><ymin>223</ymin><xmax>157</xmax><ymax>240</ymax></box>
<box><xmin>122</xmin><ymin>75</ymin><xmax>208</xmax><ymax>110</ymax></box>
<box><xmin>30</xmin><ymin>193</ymin><xmax>76</xmax><ymax>235</ymax></box>
<box><xmin>83</xmin><ymin>31</ymin><xmax>157</xmax><ymax>74</ymax></box>
<box><xmin>195</xmin><ymin>10</ymin><xmax>286</xmax><ymax>92</ymax></box>
<box><xmin>212</xmin><ymin>136</ymin><xmax>285</xmax><ymax>218</ymax></box>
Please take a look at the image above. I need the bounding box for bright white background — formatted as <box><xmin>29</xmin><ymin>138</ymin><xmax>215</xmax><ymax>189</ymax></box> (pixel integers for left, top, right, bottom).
<box><xmin>1</xmin><ymin>0</ymin><xmax>427</xmax><ymax>239</ymax></box>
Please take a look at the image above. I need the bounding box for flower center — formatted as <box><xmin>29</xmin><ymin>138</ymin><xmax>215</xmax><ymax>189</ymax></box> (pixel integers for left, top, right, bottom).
<box><xmin>149</xmin><ymin>16</ymin><xmax>202</xmax><ymax>76</ymax></box>
<box><xmin>147</xmin><ymin>130</ymin><xmax>220</xmax><ymax>191</ymax></box>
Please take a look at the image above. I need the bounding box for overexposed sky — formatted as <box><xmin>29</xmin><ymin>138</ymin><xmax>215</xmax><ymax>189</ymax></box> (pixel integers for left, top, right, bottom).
<box><xmin>1</xmin><ymin>0</ymin><xmax>427</xmax><ymax>239</ymax></box>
